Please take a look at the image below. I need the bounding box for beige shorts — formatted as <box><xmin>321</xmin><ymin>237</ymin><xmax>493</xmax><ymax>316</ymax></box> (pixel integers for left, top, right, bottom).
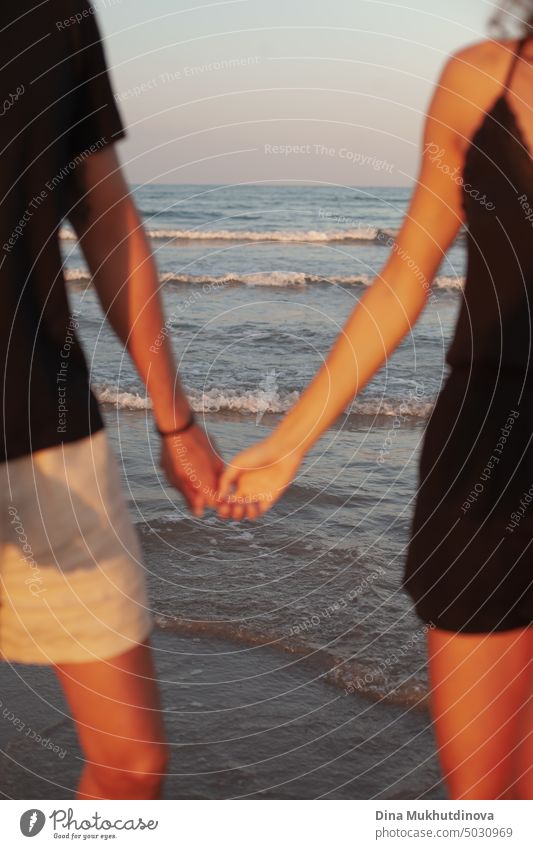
<box><xmin>0</xmin><ymin>429</ymin><xmax>154</xmax><ymax>664</ymax></box>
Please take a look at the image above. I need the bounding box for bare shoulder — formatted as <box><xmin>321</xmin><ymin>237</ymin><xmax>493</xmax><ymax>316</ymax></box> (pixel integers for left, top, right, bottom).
<box><xmin>425</xmin><ymin>38</ymin><xmax>521</xmax><ymax>151</ymax></box>
<box><xmin>442</xmin><ymin>37</ymin><xmax>519</xmax><ymax>96</ymax></box>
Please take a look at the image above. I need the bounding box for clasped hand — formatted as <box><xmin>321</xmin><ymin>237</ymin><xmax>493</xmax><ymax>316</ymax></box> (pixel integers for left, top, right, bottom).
<box><xmin>159</xmin><ymin>423</ymin><xmax>304</xmax><ymax>520</ymax></box>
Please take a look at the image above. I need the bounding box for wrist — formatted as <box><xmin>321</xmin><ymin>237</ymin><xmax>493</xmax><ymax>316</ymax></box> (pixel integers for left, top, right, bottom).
<box><xmin>153</xmin><ymin>394</ymin><xmax>193</xmax><ymax>434</ymax></box>
<box><xmin>268</xmin><ymin>422</ymin><xmax>310</xmax><ymax>460</ymax></box>
<box><xmin>154</xmin><ymin>406</ymin><xmax>196</xmax><ymax>436</ymax></box>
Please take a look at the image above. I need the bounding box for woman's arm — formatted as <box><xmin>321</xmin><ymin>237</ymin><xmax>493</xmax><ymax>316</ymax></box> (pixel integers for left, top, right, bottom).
<box><xmin>66</xmin><ymin>146</ymin><xmax>223</xmax><ymax>516</ymax></box>
<box><xmin>218</xmin><ymin>48</ymin><xmax>481</xmax><ymax>520</ymax></box>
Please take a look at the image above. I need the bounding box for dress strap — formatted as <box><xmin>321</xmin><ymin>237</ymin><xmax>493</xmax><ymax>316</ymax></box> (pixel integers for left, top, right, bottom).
<box><xmin>503</xmin><ymin>36</ymin><xmax>529</xmax><ymax>91</ymax></box>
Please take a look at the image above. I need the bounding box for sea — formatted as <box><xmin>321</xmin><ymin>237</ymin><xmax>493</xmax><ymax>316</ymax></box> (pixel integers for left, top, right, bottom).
<box><xmin>53</xmin><ymin>183</ymin><xmax>465</xmax><ymax>796</ymax></box>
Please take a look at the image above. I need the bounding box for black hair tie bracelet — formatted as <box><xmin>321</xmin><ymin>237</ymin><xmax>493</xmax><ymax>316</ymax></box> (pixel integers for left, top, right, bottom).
<box><xmin>156</xmin><ymin>411</ymin><xmax>196</xmax><ymax>437</ymax></box>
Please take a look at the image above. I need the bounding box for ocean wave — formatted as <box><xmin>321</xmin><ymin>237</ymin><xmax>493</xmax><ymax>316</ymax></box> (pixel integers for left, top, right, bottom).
<box><xmin>65</xmin><ymin>267</ymin><xmax>464</xmax><ymax>290</ymax></box>
<box><xmin>93</xmin><ymin>384</ymin><xmax>299</xmax><ymax>415</ymax></box>
<box><xmin>93</xmin><ymin>385</ymin><xmax>152</xmax><ymax>411</ymax></box>
<box><xmin>154</xmin><ymin>613</ymin><xmax>428</xmax><ymax>708</ymax></box>
<box><xmin>432</xmin><ymin>275</ymin><xmax>464</xmax><ymax>291</ymax></box>
<box><xmin>60</xmin><ymin>226</ymin><xmax>396</xmax><ymax>244</ymax></box>
<box><xmin>160</xmin><ymin>270</ymin><xmax>375</xmax><ymax>287</ymax></box>
<box><xmin>93</xmin><ymin>383</ymin><xmax>434</xmax><ymax>418</ymax></box>
<box><xmin>142</xmin><ymin>227</ymin><xmax>392</xmax><ymax>242</ymax></box>
<box><xmin>349</xmin><ymin>398</ymin><xmax>434</xmax><ymax>418</ymax></box>
<box><xmin>64</xmin><ymin>268</ymin><xmax>91</xmax><ymax>281</ymax></box>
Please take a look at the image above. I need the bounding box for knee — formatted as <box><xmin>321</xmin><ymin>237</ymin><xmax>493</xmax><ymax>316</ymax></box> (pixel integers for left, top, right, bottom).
<box><xmin>92</xmin><ymin>740</ymin><xmax>170</xmax><ymax>798</ymax></box>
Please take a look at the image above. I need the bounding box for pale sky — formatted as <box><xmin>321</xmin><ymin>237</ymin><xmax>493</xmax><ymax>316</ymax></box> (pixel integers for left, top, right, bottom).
<box><xmin>95</xmin><ymin>0</ymin><xmax>508</xmax><ymax>185</ymax></box>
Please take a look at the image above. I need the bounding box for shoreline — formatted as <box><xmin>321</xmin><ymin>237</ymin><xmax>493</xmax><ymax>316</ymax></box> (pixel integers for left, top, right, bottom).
<box><xmin>0</xmin><ymin>629</ymin><xmax>444</xmax><ymax>800</ymax></box>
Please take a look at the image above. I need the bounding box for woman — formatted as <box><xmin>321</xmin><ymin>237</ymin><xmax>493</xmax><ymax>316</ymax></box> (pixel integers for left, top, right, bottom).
<box><xmin>218</xmin><ymin>4</ymin><xmax>533</xmax><ymax>799</ymax></box>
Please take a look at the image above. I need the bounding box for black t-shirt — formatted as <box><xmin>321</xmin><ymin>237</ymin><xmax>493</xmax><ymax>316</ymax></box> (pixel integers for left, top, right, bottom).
<box><xmin>0</xmin><ymin>1</ymin><xmax>125</xmax><ymax>461</ymax></box>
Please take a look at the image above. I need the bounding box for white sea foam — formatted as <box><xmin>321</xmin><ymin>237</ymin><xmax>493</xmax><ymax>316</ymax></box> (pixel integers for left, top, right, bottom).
<box><xmin>145</xmin><ymin>227</ymin><xmax>386</xmax><ymax>242</ymax></box>
<box><xmin>432</xmin><ymin>275</ymin><xmax>464</xmax><ymax>291</ymax></box>
<box><xmin>66</xmin><ymin>267</ymin><xmax>463</xmax><ymax>290</ymax></box>
<box><xmin>60</xmin><ymin>226</ymin><xmax>396</xmax><ymax>244</ymax></box>
<box><xmin>93</xmin><ymin>385</ymin><xmax>299</xmax><ymax>414</ymax></box>
<box><xmin>160</xmin><ymin>270</ymin><xmax>315</xmax><ymax>287</ymax></box>
<box><xmin>64</xmin><ymin>268</ymin><xmax>91</xmax><ymax>281</ymax></box>
<box><xmin>94</xmin><ymin>386</ymin><xmax>151</xmax><ymax>411</ymax></box>
<box><xmin>93</xmin><ymin>384</ymin><xmax>433</xmax><ymax>418</ymax></box>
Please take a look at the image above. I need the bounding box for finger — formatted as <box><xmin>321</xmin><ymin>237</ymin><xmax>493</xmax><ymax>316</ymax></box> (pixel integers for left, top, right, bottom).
<box><xmin>231</xmin><ymin>502</ymin><xmax>246</xmax><ymax>521</ymax></box>
<box><xmin>216</xmin><ymin>501</ymin><xmax>232</xmax><ymax>520</ymax></box>
<box><xmin>160</xmin><ymin>461</ymin><xmax>202</xmax><ymax>516</ymax></box>
<box><xmin>217</xmin><ymin>461</ymin><xmax>243</xmax><ymax>499</ymax></box>
<box><xmin>231</xmin><ymin>486</ymin><xmax>258</xmax><ymax>521</ymax></box>
<box><xmin>172</xmin><ymin>481</ymin><xmax>196</xmax><ymax>514</ymax></box>
<box><xmin>190</xmin><ymin>492</ymin><xmax>205</xmax><ymax>518</ymax></box>
<box><xmin>205</xmin><ymin>490</ymin><xmax>217</xmax><ymax>509</ymax></box>
<box><xmin>175</xmin><ymin>477</ymin><xmax>205</xmax><ymax>517</ymax></box>
<box><xmin>222</xmin><ymin>490</ymin><xmax>242</xmax><ymax>521</ymax></box>
<box><xmin>245</xmin><ymin>502</ymin><xmax>260</xmax><ymax>521</ymax></box>
<box><xmin>200</xmin><ymin>478</ymin><xmax>217</xmax><ymax>509</ymax></box>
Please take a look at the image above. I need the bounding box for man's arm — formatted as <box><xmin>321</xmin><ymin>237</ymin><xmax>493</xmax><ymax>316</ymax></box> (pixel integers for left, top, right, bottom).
<box><xmin>66</xmin><ymin>145</ymin><xmax>223</xmax><ymax>516</ymax></box>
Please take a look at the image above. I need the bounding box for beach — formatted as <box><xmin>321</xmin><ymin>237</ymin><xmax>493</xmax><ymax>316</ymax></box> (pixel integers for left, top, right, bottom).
<box><xmin>1</xmin><ymin>184</ymin><xmax>462</xmax><ymax>798</ymax></box>
<box><xmin>0</xmin><ymin>628</ymin><xmax>445</xmax><ymax>799</ymax></box>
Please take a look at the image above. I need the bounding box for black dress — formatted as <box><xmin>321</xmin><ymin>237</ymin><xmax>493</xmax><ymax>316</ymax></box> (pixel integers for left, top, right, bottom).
<box><xmin>403</xmin><ymin>36</ymin><xmax>533</xmax><ymax>633</ymax></box>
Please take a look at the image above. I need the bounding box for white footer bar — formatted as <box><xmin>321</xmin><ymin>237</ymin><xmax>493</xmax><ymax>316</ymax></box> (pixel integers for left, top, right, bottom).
<box><xmin>2</xmin><ymin>799</ymin><xmax>530</xmax><ymax>848</ymax></box>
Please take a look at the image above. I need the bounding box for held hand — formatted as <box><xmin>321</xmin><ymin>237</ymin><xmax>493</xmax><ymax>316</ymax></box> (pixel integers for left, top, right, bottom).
<box><xmin>160</xmin><ymin>424</ymin><xmax>224</xmax><ymax>517</ymax></box>
<box><xmin>216</xmin><ymin>437</ymin><xmax>305</xmax><ymax>521</ymax></box>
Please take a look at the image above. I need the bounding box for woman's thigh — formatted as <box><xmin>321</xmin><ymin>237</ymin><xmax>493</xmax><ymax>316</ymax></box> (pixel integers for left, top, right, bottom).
<box><xmin>427</xmin><ymin>626</ymin><xmax>532</xmax><ymax>799</ymax></box>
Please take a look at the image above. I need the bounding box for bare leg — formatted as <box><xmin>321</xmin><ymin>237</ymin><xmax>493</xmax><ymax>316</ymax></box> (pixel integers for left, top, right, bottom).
<box><xmin>512</xmin><ymin>629</ymin><xmax>533</xmax><ymax>799</ymax></box>
<box><xmin>54</xmin><ymin>639</ymin><xmax>169</xmax><ymax>800</ymax></box>
<box><xmin>427</xmin><ymin>626</ymin><xmax>532</xmax><ymax>799</ymax></box>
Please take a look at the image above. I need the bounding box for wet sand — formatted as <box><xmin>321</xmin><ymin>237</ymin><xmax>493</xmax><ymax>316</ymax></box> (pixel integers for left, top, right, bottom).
<box><xmin>0</xmin><ymin>629</ymin><xmax>445</xmax><ymax>800</ymax></box>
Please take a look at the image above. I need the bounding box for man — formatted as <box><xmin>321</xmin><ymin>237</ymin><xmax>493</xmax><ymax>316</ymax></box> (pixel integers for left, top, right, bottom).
<box><xmin>0</xmin><ymin>1</ymin><xmax>222</xmax><ymax>799</ymax></box>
